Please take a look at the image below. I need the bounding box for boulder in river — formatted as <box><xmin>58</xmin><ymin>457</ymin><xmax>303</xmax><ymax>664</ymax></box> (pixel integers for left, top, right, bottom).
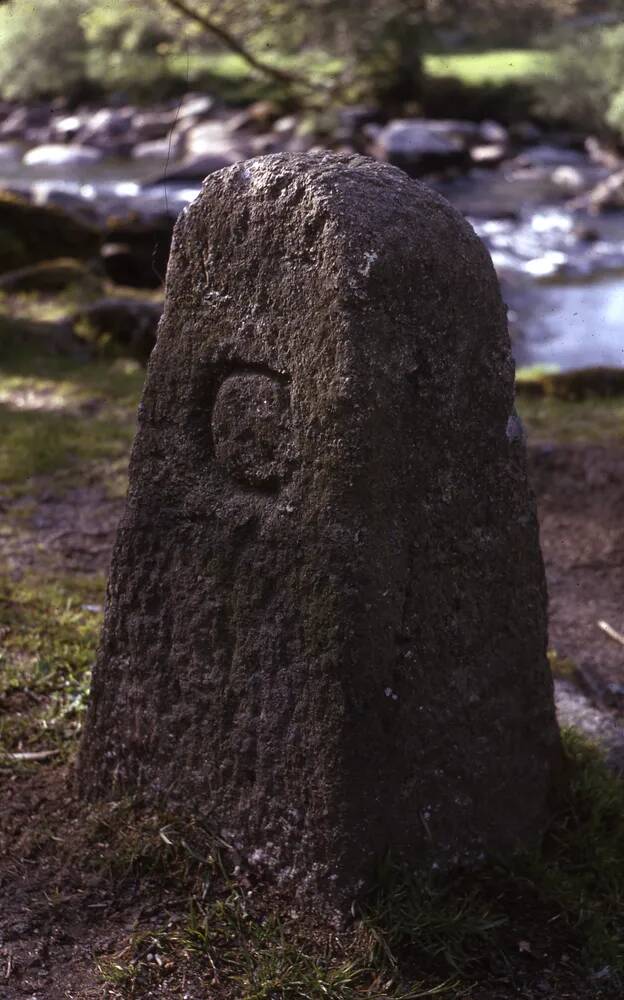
<box><xmin>226</xmin><ymin>99</ymin><xmax>282</xmax><ymax>133</ymax></box>
<box><xmin>0</xmin><ymin>142</ymin><xmax>22</xmax><ymax>164</ymax></box>
<box><xmin>510</xmin><ymin>145</ymin><xmax>587</xmax><ymax>169</ymax></box>
<box><xmin>178</xmin><ymin>118</ymin><xmax>249</xmax><ymax>160</ymax></box>
<box><xmin>470</xmin><ymin>143</ymin><xmax>507</xmax><ymax>166</ymax></box>
<box><xmin>176</xmin><ymin>94</ymin><xmax>216</xmax><ymax>121</ymax></box>
<box><xmin>132</xmin><ymin>109</ymin><xmax>178</xmax><ymax>142</ymax></box>
<box><xmin>0</xmin><ymin>191</ymin><xmax>100</xmax><ymax>273</ymax></box>
<box><xmin>73</xmin><ymin>297</ymin><xmax>162</xmax><ymax>364</ymax></box>
<box><xmin>0</xmin><ymin>104</ymin><xmax>51</xmax><ymax>140</ymax></box>
<box><xmin>51</xmin><ymin>114</ymin><xmax>83</xmax><ymax>140</ymax></box>
<box><xmin>132</xmin><ymin>137</ymin><xmax>183</xmax><ymax>161</ymax></box>
<box><xmin>143</xmin><ymin>151</ymin><xmax>241</xmax><ymax>185</ymax></box>
<box><xmin>81</xmin><ymin>107</ymin><xmax>134</xmax><ymax>143</ymax></box>
<box><xmin>372</xmin><ymin>118</ymin><xmax>469</xmax><ymax>176</ymax></box>
<box><xmin>101</xmin><ymin>214</ymin><xmax>174</xmax><ymax>288</ymax></box>
<box><xmin>0</xmin><ymin>257</ymin><xmax>99</xmax><ymax>294</ymax></box>
<box><xmin>23</xmin><ymin>144</ymin><xmax>103</xmax><ymax>167</ymax></box>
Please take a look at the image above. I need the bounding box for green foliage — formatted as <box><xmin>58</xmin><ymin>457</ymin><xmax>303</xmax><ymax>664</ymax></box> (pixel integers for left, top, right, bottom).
<box><xmin>0</xmin><ymin>0</ymin><xmax>90</xmax><ymax>100</ymax></box>
<box><xmin>538</xmin><ymin>23</ymin><xmax>624</xmax><ymax>137</ymax></box>
<box><xmin>81</xmin><ymin>1</ymin><xmax>173</xmax><ymax>96</ymax></box>
<box><xmin>0</xmin><ymin>0</ymin><xmax>587</xmax><ymax>107</ymax></box>
<box><xmin>0</xmin><ymin>0</ymin><xmax>173</xmax><ymax>101</ymax></box>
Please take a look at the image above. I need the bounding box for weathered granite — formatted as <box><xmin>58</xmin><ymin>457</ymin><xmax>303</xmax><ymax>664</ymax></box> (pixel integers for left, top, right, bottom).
<box><xmin>78</xmin><ymin>151</ymin><xmax>562</xmax><ymax>908</ymax></box>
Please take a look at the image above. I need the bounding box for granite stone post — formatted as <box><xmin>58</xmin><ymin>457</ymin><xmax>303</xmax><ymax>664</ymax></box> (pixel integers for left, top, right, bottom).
<box><xmin>78</xmin><ymin>152</ymin><xmax>562</xmax><ymax>907</ymax></box>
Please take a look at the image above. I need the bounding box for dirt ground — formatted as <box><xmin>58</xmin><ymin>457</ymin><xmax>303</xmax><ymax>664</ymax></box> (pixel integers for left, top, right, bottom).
<box><xmin>530</xmin><ymin>445</ymin><xmax>624</xmax><ymax>709</ymax></box>
<box><xmin>1</xmin><ymin>440</ymin><xmax>623</xmax><ymax>999</ymax></box>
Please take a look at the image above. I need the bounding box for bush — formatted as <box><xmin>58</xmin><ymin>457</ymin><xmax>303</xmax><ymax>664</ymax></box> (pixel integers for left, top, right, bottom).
<box><xmin>81</xmin><ymin>3</ymin><xmax>173</xmax><ymax>97</ymax></box>
<box><xmin>538</xmin><ymin>24</ymin><xmax>624</xmax><ymax>138</ymax></box>
<box><xmin>0</xmin><ymin>0</ymin><xmax>172</xmax><ymax>103</ymax></box>
<box><xmin>0</xmin><ymin>0</ymin><xmax>90</xmax><ymax>101</ymax></box>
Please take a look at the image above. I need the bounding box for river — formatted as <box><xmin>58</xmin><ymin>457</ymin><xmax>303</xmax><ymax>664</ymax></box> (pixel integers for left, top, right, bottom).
<box><xmin>3</xmin><ymin>156</ymin><xmax>623</xmax><ymax>371</ymax></box>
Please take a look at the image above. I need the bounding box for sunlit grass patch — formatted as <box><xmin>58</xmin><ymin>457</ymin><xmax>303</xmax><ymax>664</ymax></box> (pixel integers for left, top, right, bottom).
<box><xmin>0</xmin><ymin>402</ymin><xmax>135</xmax><ymax>494</ymax></box>
<box><xmin>425</xmin><ymin>49</ymin><xmax>552</xmax><ymax>86</ymax></box>
<box><xmin>0</xmin><ymin>311</ymin><xmax>144</xmax><ymax>495</ymax></box>
<box><xmin>0</xmin><ymin>571</ymin><xmax>104</xmax><ymax>759</ymax></box>
<box><xmin>518</xmin><ymin>394</ymin><xmax>624</xmax><ymax>445</ymax></box>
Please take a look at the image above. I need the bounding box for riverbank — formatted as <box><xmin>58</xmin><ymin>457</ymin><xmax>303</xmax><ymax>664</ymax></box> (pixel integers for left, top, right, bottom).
<box><xmin>0</xmin><ymin>85</ymin><xmax>623</xmax><ymax>371</ymax></box>
<box><xmin>1</xmin><ymin>308</ymin><xmax>624</xmax><ymax>998</ymax></box>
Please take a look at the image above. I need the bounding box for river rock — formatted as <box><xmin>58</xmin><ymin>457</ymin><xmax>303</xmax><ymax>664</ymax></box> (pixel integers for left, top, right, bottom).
<box><xmin>336</xmin><ymin>104</ymin><xmax>381</xmax><ymax>139</ymax></box>
<box><xmin>0</xmin><ymin>142</ymin><xmax>22</xmax><ymax>163</ymax></box>
<box><xmin>470</xmin><ymin>143</ymin><xmax>507</xmax><ymax>166</ymax></box>
<box><xmin>81</xmin><ymin>107</ymin><xmax>134</xmax><ymax>141</ymax></box>
<box><xmin>568</xmin><ymin>166</ymin><xmax>624</xmax><ymax>212</ymax></box>
<box><xmin>101</xmin><ymin>214</ymin><xmax>174</xmax><ymax>288</ymax></box>
<box><xmin>23</xmin><ymin>144</ymin><xmax>103</xmax><ymax>167</ymax></box>
<box><xmin>510</xmin><ymin>145</ymin><xmax>587</xmax><ymax>169</ymax></box>
<box><xmin>52</xmin><ymin>114</ymin><xmax>83</xmax><ymax>140</ymax></box>
<box><xmin>0</xmin><ymin>104</ymin><xmax>50</xmax><ymax>139</ymax></box>
<box><xmin>79</xmin><ymin>151</ymin><xmax>562</xmax><ymax>909</ymax></box>
<box><xmin>73</xmin><ymin>297</ymin><xmax>162</xmax><ymax>363</ymax></box>
<box><xmin>226</xmin><ymin>100</ymin><xmax>281</xmax><ymax>132</ymax></box>
<box><xmin>132</xmin><ymin>109</ymin><xmax>178</xmax><ymax>142</ymax></box>
<box><xmin>0</xmin><ymin>191</ymin><xmax>100</xmax><ymax>273</ymax></box>
<box><xmin>478</xmin><ymin>120</ymin><xmax>509</xmax><ymax>145</ymax></box>
<box><xmin>177</xmin><ymin>94</ymin><xmax>216</xmax><ymax>120</ymax></box>
<box><xmin>132</xmin><ymin>137</ymin><xmax>183</xmax><ymax>161</ymax></box>
<box><xmin>373</xmin><ymin>118</ymin><xmax>469</xmax><ymax>175</ymax></box>
<box><xmin>31</xmin><ymin>182</ymin><xmax>97</xmax><ymax>220</ymax></box>
<box><xmin>0</xmin><ymin>257</ymin><xmax>97</xmax><ymax>293</ymax></box>
<box><xmin>179</xmin><ymin>119</ymin><xmax>248</xmax><ymax>160</ymax></box>
<box><xmin>143</xmin><ymin>151</ymin><xmax>241</xmax><ymax>185</ymax></box>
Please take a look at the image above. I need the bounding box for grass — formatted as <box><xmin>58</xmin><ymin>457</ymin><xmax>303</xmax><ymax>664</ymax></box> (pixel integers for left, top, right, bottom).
<box><xmin>167</xmin><ymin>47</ymin><xmax>551</xmax><ymax>106</ymax></box>
<box><xmin>425</xmin><ymin>49</ymin><xmax>552</xmax><ymax>86</ymax></box>
<box><xmin>2</xmin><ymin>291</ymin><xmax>624</xmax><ymax>996</ymax></box>
<box><xmin>518</xmin><ymin>394</ymin><xmax>624</xmax><ymax>445</ymax></box>
<box><xmin>0</xmin><ymin>294</ymin><xmax>139</xmax><ymax>757</ymax></box>
<box><xmin>87</xmin><ymin>730</ymin><xmax>624</xmax><ymax>998</ymax></box>
<box><xmin>0</xmin><ymin>571</ymin><xmax>104</xmax><ymax>759</ymax></box>
<box><xmin>89</xmin><ymin>43</ymin><xmax>552</xmax><ymax>108</ymax></box>
<box><xmin>0</xmin><ymin>306</ymin><xmax>144</xmax><ymax>497</ymax></box>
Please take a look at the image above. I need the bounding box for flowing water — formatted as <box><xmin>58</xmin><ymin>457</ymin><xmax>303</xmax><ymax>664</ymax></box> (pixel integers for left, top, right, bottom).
<box><xmin>3</xmin><ymin>157</ymin><xmax>623</xmax><ymax>371</ymax></box>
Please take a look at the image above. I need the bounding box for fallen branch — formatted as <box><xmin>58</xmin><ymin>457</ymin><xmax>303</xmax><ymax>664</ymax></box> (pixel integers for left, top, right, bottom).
<box><xmin>598</xmin><ymin>619</ymin><xmax>624</xmax><ymax>647</ymax></box>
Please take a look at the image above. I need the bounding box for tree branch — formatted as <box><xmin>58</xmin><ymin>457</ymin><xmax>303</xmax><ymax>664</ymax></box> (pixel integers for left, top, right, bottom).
<box><xmin>160</xmin><ymin>0</ymin><xmax>317</xmax><ymax>93</ymax></box>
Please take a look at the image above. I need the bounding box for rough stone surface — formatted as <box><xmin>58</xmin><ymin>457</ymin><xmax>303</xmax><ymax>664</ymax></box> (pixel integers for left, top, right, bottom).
<box><xmin>78</xmin><ymin>151</ymin><xmax>562</xmax><ymax>908</ymax></box>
